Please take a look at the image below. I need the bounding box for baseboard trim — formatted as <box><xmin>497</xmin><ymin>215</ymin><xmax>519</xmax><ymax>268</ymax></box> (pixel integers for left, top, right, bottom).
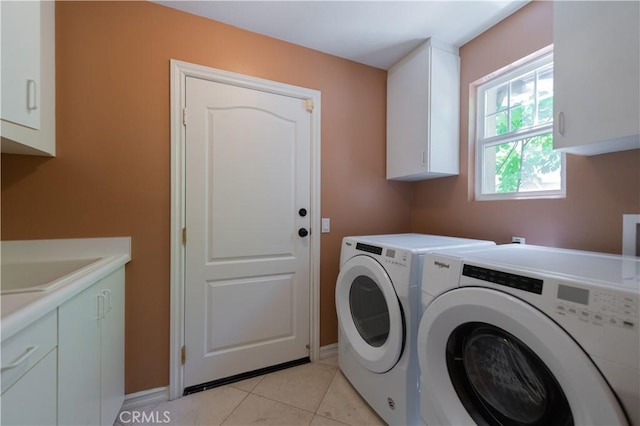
<box><xmin>122</xmin><ymin>386</ymin><xmax>169</xmax><ymax>411</ymax></box>
<box><xmin>319</xmin><ymin>343</ymin><xmax>338</xmax><ymax>359</ymax></box>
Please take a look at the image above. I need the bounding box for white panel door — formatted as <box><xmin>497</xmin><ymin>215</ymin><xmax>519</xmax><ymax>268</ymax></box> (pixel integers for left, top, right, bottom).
<box><xmin>184</xmin><ymin>76</ymin><xmax>311</xmax><ymax>388</ymax></box>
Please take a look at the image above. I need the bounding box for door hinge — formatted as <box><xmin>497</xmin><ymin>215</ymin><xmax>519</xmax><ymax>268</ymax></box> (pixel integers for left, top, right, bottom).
<box><xmin>182</xmin><ymin>227</ymin><xmax>187</xmax><ymax>245</ymax></box>
<box><xmin>181</xmin><ymin>346</ymin><xmax>186</xmax><ymax>365</ymax></box>
<box><xmin>182</xmin><ymin>107</ymin><xmax>188</xmax><ymax>126</ymax></box>
<box><xmin>305</xmin><ymin>99</ymin><xmax>314</xmax><ymax>112</ymax></box>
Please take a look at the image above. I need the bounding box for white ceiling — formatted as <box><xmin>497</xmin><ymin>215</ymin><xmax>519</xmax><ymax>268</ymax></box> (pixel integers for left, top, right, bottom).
<box><xmin>155</xmin><ymin>0</ymin><xmax>529</xmax><ymax>70</ymax></box>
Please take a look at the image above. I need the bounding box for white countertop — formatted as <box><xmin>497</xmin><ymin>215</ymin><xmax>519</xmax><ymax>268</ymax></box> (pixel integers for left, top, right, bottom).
<box><xmin>1</xmin><ymin>237</ymin><xmax>131</xmax><ymax>341</ymax></box>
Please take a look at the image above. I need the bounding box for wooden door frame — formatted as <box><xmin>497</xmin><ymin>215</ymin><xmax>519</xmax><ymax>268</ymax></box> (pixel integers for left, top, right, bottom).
<box><xmin>169</xmin><ymin>59</ymin><xmax>321</xmax><ymax>400</ymax></box>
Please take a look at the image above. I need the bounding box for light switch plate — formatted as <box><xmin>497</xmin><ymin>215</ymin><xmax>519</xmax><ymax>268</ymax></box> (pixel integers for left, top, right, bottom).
<box><xmin>321</xmin><ymin>218</ymin><xmax>330</xmax><ymax>233</ymax></box>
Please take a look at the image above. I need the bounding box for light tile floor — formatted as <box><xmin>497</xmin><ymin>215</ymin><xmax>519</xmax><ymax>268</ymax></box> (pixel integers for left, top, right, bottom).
<box><xmin>116</xmin><ymin>357</ymin><xmax>385</xmax><ymax>426</ymax></box>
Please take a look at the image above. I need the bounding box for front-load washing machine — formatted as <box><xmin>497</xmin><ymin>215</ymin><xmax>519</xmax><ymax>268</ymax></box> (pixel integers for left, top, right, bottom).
<box><xmin>335</xmin><ymin>234</ymin><xmax>495</xmax><ymax>425</ymax></box>
<box><xmin>418</xmin><ymin>244</ymin><xmax>640</xmax><ymax>426</ymax></box>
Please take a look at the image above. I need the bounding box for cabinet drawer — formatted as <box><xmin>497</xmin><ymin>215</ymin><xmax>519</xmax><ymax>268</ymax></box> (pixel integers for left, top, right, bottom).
<box><xmin>0</xmin><ymin>349</ymin><xmax>57</xmax><ymax>426</ymax></box>
<box><xmin>1</xmin><ymin>310</ymin><xmax>57</xmax><ymax>394</ymax></box>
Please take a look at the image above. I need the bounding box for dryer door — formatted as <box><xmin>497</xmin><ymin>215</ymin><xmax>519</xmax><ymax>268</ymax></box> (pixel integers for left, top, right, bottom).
<box><xmin>336</xmin><ymin>255</ymin><xmax>404</xmax><ymax>373</ymax></box>
<box><xmin>417</xmin><ymin>287</ymin><xmax>628</xmax><ymax>426</ymax></box>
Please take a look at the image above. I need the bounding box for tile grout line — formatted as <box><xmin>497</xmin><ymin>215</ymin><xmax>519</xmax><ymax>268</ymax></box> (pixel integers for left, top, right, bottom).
<box><xmin>232</xmin><ymin>364</ymin><xmax>341</xmax><ymax>423</ymax></box>
<box><xmin>219</xmin><ymin>388</ymin><xmax>252</xmax><ymax>426</ymax></box>
<box><xmin>220</xmin><ymin>374</ymin><xmax>267</xmax><ymax>425</ymax></box>
<box><xmin>146</xmin><ymin>361</ymin><xmax>348</xmax><ymax>426</ymax></box>
<box><xmin>246</xmin><ymin>389</ymin><xmax>318</xmax><ymax>417</ymax></box>
<box><xmin>313</xmin><ymin>365</ymin><xmax>340</xmax><ymax>418</ymax></box>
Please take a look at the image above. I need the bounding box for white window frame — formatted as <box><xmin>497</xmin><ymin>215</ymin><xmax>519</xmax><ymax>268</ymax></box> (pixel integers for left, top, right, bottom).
<box><xmin>474</xmin><ymin>46</ymin><xmax>565</xmax><ymax>201</ymax></box>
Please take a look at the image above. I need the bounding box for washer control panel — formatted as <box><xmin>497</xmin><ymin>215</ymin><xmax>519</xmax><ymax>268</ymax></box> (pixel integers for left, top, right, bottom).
<box><xmin>463</xmin><ymin>264</ymin><xmax>543</xmax><ymax>294</ymax></box>
<box><xmin>555</xmin><ymin>285</ymin><xmax>638</xmax><ymax>330</ymax></box>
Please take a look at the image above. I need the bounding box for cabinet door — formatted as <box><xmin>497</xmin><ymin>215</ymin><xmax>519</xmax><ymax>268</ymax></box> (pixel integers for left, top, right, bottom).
<box><xmin>100</xmin><ymin>269</ymin><xmax>126</xmax><ymax>426</ymax></box>
<box><xmin>387</xmin><ymin>42</ymin><xmax>431</xmax><ymax>180</ymax></box>
<box><xmin>387</xmin><ymin>40</ymin><xmax>459</xmax><ymax>181</ymax></box>
<box><xmin>58</xmin><ymin>285</ymin><xmax>102</xmax><ymax>425</ymax></box>
<box><xmin>0</xmin><ymin>0</ymin><xmax>55</xmax><ymax>156</ymax></box>
<box><xmin>553</xmin><ymin>1</ymin><xmax>640</xmax><ymax>154</ymax></box>
<box><xmin>1</xmin><ymin>0</ymin><xmax>41</xmax><ymax>130</ymax></box>
<box><xmin>0</xmin><ymin>350</ymin><xmax>57</xmax><ymax>426</ymax></box>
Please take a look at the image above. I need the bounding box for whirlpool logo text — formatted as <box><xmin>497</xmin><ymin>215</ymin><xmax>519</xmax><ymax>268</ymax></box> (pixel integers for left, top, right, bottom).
<box><xmin>433</xmin><ymin>260</ymin><xmax>450</xmax><ymax>269</ymax></box>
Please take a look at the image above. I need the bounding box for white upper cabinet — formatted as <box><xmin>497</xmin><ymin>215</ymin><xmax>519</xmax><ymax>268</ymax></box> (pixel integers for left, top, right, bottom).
<box><xmin>1</xmin><ymin>0</ymin><xmax>55</xmax><ymax>156</ymax></box>
<box><xmin>387</xmin><ymin>39</ymin><xmax>460</xmax><ymax>181</ymax></box>
<box><xmin>553</xmin><ymin>1</ymin><xmax>640</xmax><ymax>155</ymax></box>
<box><xmin>2</xmin><ymin>1</ymin><xmax>41</xmax><ymax>130</ymax></box>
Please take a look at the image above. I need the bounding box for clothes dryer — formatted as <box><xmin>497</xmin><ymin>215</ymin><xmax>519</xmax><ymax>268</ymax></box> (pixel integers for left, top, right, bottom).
<box><xmin>418</xmin><ymin>244</ymin><xmax>640</xmax><ymax>425</ymax></box>
<box><xmin>336</xmin><ymin>234</ymin><xmax>495</xmax><ymax>425</ymax></box>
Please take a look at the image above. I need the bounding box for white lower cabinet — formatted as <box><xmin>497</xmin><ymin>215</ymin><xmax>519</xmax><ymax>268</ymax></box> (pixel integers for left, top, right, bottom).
<box><xmin>99</xmin><ymin>269</ymin><xmax>125</xmax><ymax>426</ymax></box>
<box><xmin>1</xmin><ymin>311</ymin><xmax>58</xmax><ymax>426</ymax></box>
<box><xmin>58</xmin><ymin>268</ymin><xmax>125</xmax><ymax>426</ymax></box>
<box><xmin>1</xmin><ymin>351</ymin><xmax>58</xmax><ymax>425</ymax></box>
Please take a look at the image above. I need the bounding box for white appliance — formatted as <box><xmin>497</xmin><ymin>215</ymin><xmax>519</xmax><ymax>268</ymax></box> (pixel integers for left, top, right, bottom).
<box><xmin>335</xmin><ymin>234</ymin><xmax>495</xmax><ymax>425</ymax></box>
<box><xmin>418</xmin><ymin>244</ymin><xmax>640</xmax><ymax>426</ymax></box>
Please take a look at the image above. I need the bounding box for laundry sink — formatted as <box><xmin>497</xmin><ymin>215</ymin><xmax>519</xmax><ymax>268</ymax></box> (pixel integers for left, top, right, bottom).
<box><xmin>1</xmin><ymin>258</ymin><xmax>102</xmax><ymax>294</ymax></box>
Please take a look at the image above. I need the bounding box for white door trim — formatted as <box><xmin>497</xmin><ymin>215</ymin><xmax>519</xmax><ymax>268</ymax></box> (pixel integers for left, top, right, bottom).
<box><xmin>169</xmin><ymin>59</ymin><xmax>321</xmax><ymax>400</ymax></box>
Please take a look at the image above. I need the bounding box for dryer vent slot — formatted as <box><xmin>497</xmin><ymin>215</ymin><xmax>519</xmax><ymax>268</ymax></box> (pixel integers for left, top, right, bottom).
<box><xmin>356</xmin><ymin>243</ymin><xmax>383</xmax><ymax>255</ymax></box>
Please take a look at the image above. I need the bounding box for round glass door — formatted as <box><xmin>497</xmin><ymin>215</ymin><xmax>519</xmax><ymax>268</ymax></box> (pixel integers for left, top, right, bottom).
<box><xmin>447</xmin><ymin>323</ymin><xmax>573</xmax><ymax>426</ymax></box>
<box><xmin>417</xmin><ymin>287</ymin><xmax>628</xmax><ymax>426</ymax></box>
<box><xmin>349</xmin><ymin>275</ymin><xmax>390</xmax><ymax>347</ymax></box>
<box><xmin>336</xmin><ymin>255</ymin><xmax>404</xmax><ymax>373</ymax></box>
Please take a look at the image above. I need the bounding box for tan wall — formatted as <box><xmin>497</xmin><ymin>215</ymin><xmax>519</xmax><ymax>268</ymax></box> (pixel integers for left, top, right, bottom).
<box><xmin>3</xmin><ymin>0</ymin><xmax>638</xmax><ymax>396</ymax></box>
<box><xmin>0</xmin><ymin>1</ymin><xmax>413</xmax><ymax>393</ymax></box>
<box><xmin>413</xmin><ymin>1</ymin><xmax>640</xmax><ymax>253</ymax></box>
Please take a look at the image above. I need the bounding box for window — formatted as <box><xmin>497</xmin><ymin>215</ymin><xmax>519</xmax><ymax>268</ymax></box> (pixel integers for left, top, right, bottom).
<box><xmin>475</xmin><ymin>49</ymin><xmax>564</xmax><ymax>200</ymax></box>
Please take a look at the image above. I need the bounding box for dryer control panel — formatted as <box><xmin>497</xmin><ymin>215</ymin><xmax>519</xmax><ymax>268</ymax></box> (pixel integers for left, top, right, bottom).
<box><xmin>383</xmin><ymin>248</ymin><xmax>409</xmax><ymax>268</ymax></box>
<box><xmin>355</xmin><ymin>243</ymin><xmax>409</xmax><ymax>268</ymax></box>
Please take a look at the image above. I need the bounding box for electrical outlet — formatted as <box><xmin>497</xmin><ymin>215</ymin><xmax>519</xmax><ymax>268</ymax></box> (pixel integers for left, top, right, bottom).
<box><xmin>512</xmin><ymin>236</ymin><xmax>526</xmax><ymax>244</ymax></box>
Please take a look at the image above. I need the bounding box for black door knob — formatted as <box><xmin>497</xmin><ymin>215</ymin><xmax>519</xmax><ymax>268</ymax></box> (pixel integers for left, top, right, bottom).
<box><xmin>298</xmin><ymin>208</ymin><xmax>307</xmax><ymax>217</ymax></box>
<box><xmin>298</xmin><ymin>228</ymin><xmax>309</xmax><ymax>237</ymax></box>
